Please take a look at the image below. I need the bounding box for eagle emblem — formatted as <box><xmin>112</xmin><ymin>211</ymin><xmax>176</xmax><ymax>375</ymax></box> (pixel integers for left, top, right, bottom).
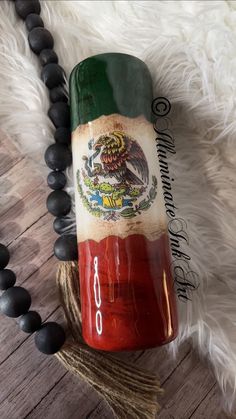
<box><xmin>76</xmin><ymin>130</ymin><xmax>157</xmax><ymax>221</ymax></box>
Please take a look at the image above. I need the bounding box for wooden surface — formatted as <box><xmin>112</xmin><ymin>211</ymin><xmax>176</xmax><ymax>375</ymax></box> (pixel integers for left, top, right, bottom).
<box><xmin>0</xmin><ymin>131</ymin><xmax>231</xmax><ymax>419</ymax></box>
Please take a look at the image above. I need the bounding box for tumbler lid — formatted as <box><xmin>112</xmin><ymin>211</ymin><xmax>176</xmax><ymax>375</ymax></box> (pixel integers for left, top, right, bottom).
<box><xmin>69</xmin><ymin>52</ymin><xmax>154</xmax><ymax>131</ymax></box>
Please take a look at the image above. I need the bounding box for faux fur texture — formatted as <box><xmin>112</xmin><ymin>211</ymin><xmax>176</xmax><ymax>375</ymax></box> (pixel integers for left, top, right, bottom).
<box><xmin>1</xmin><ymin>0</ymin><xmax>236</xmax><ymax>412</ymax></box>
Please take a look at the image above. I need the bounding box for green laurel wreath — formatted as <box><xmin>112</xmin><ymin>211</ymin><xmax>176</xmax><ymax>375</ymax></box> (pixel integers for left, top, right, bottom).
<box><xmin>77</xmin><ymin>170</ymin><xmax>103</xmax><ymax>218</ymax></box>
<box><xmin>76</xmin><ymin>170</ymin><xmax>158</xmax><ymax>219</ymax></box>
<box><xmin>119</xmin><ymin>175</ymin><xmax>157</xmax><ymax>218</ymax></box>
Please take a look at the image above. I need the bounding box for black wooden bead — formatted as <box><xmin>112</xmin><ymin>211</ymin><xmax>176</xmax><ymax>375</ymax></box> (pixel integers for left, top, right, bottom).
<box><xmin>48</xmin><ymin>102</ymin><xmax>70</xmax><ymax>128</ymax></box>
<box><xmin>53</xmin><ymin>217</ymin><xmax>72</xmax><ymax>235</ymax></box>
<box><xmin>54</xmin><ymin>127</ymin><xmax>71</xmax><ymax>145</ymax></box>
<box><xmin>47</xmin><ymin>171</ymin><xmax>66</xmax><ymax>190</ymax></box>
<box><xmin>39</xmin><ymin>49</ymin><xmax>58</xmax><ymax>67</ymax></box>
<box><xmin>0</xmin><ymin>286</ymin><xmax>31</xmax><ymax>318</ymax></box>
<box><xmin>46</xmin><ymin>190</ymin><xmax>71</xmax><ymax>216</ymax></box>
<box><xmin>44</xmin><ymin>144</ymin><xmax>72</xmax><ymax>171</ymax></box>
<box><xmin>28</xmin><ymin>27</ymin><xmax>54</xmax><ymax>55</ymax></box>
<box><xmin>50</xmin><ymin>86</ymin><xmax>68</xmax><ymax>103</ymax></box>
<box><xmin>54</xmin><ymin>234</ymin><xmax>78</xmax><ymax>261</ymax></box>
<box><xmin>25</xmin><ymin>13</ymin><xmax>44</xmax><ymax>31</ymax></box>
<box><xmin>0</xmin><ymin>269</ymin><xmax>16</xmax><ymax>290</ymax></box>
<box><xmin>0</xmin><ymin>244</ymin><xmax>10</xmax><ymax>269</ymax></box>
<box><xmin>19</xmin><ymin>311</ymin><xmax>42</xmax><ymax>333</ymax></box>
<box><xmin>34</xmin><ymin>322</ymin><xmax>66</xmax><ymax>354</ymax></box>
<box><xmin>41</xmin><ymin>64</ymin><xmax>65</xmax><ymax>89</ymax></box>
<box><xmin>15</xmin><ymin>0</ymin><xmax>41</xmax><ymax>20</ymax></box>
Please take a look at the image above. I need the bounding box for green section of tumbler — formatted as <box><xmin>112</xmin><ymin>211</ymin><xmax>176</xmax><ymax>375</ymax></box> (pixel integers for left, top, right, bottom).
<box><xmin>69</xmin><ymin>52</ymin><xmax>154</xmax><ymax>132</ymax></box>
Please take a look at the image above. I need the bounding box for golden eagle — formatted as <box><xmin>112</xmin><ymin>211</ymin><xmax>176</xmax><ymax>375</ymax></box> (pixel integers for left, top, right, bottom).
<box><xmin>93</xmin><ymin>130</ymin><xmax>149</xmax><ymax>185</ymax></box>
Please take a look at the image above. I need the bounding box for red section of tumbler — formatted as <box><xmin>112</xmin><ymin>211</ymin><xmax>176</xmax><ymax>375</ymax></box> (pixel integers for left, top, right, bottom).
<box><xmin>79</xmin><ymin>233</ymin><xmax>178</xmax><ymax>351</ymax></box>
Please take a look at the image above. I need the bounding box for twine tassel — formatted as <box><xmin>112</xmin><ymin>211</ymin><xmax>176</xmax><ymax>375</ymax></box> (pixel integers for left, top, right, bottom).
<box><xmin>56</xmin><ymin>261</ymin><xmax>163</xmax><ymax>419</ymax></box>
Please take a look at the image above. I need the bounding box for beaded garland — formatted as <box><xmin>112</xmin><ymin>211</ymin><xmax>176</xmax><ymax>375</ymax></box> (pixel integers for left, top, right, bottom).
<box><xmin>0</xmin><ymin>0</ymin><xmax>78</xmax><ymax>355</ymax></box>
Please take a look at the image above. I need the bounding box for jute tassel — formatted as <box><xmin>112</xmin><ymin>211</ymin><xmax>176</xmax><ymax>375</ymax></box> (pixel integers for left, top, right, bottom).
<box><xmin>56</xmin><ymin>261</ymin><xmax>163</xmax><ymax>419</ymax></box>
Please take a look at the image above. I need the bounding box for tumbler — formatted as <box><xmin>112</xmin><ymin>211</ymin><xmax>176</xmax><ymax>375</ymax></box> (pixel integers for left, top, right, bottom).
<box><xmin>70</xmin><ymin>52</ymin><xmax>178</xmax><ymax>351</ymax></box>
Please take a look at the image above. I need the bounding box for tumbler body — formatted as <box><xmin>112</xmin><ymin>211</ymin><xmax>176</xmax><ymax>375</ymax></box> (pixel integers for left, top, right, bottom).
<box><xmin>70</xmin><ymin>53</ymin><xmax>178</xmax><ymax>351</ymax></box>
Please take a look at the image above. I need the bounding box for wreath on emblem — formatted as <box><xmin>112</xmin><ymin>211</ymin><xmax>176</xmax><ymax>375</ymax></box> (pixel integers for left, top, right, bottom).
<box><xmin>76</xmin><ymin>130</ymin><xmax>157</xmax><ymax>221</ymax></box>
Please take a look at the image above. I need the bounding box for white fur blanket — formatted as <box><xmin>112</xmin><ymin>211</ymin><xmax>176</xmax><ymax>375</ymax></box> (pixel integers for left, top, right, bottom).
<box><xmin>1</xmin><ymin>0</ymin><xmax>236</xmax><ymax>412</ymax></box>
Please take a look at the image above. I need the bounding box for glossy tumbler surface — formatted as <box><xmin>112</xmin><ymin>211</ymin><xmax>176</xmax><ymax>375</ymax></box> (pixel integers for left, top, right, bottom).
<box><xmin>70</xmin><ymin>53</ymin><xmax>178</xmax><ymax>351</ymax></box>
